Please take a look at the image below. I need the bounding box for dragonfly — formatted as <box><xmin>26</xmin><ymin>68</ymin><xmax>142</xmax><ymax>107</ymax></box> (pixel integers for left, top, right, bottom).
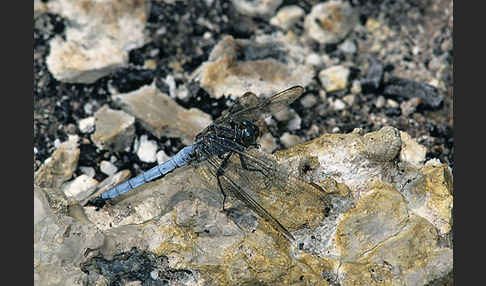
<box><xmin>87</xmin><ymin>86</ymin><xmax>328</xmax><ymax>241</ymax></box>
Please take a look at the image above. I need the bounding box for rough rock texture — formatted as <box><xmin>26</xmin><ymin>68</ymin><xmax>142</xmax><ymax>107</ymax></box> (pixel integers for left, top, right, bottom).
<box><xmin>34</xmin><ymin>127</ymin><xmax>452</xmax><ymax>286</ymax></box>
<box><xmin>113</xmin><ymin>83</ymin><xmax>212</xmax><ymax>146</ymax></box>
<box><xmin>45</xmin><ymin>0</ymin><xmax>148</xmax><ymax>83</ymax></box>
<box><xmin>197</xmin><ymin>35</ymin><xmax>314</xmax><ymax>99</ymax></box>
<box><xmin>91</xmin><ymin>105</ymin><xmax>136</xmax><ymax>152</ymax></box>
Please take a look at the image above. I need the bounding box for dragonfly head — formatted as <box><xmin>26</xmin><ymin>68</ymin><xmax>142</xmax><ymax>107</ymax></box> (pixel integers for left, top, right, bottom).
<box><xmin>240</xmin><ymin>120</ymin><xmax>260</xmax><ymax>147</ymax></box>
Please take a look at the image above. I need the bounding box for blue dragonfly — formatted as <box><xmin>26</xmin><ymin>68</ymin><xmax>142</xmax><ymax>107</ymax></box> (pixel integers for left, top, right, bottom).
<box><xmin>87</xmin><ymin>86</ymin><xmax>327</xmax><ymax>241</ymax></box>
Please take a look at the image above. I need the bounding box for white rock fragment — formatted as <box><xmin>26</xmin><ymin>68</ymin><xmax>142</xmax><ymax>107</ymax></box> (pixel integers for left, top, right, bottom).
<box><xmin>305</xmin><ymin>53</ymin><xmax>322</xmax><ymax>66</ymax></box>
<box><xmin>259</xmin><ymin>132</ymin><xmax>277</xmax><ymax>154</ymax></box>
<box><xmin>300</xmin><ymin>94</ymin><xmax>317</xmax><ymax>108</ymax></box>
<box><xmin>304</xmin><ymin>1</ymin><xmax>359</xmax><ymax>44</ymax></box>
<box><xmin>231</xmin><ymin>0</ymin><xmax>282</xmax><ymax>17</ymax></box>
<box><xmin>78</xmin><ymin>117</ymin><xmax>95</xmax><ymax>133</ymax></box>
<box><xmin>331</xmin><ymin>98</ymin><xmax>346</xmax><ymax>111</ymax></box>
<box><xmin>280</xmin><ymin>132</ymin><xmax>302</xmax><ymax>148</ymax></box>
<box><xmin>270</xmin><ymin>5</ymin><xmax>305</xmax><ymax>30</ymax></box>
<box><xmin>79</xmin><ymin>166</ymin><xmax>96</xmax><ymax>178</ymax></box>
<box><xmin>156</xmin><ymin>150</ymin><xmax>171</xmax><ymax>165</ymax></box>
<box><xmin>319</xmin><ymin>65</ymin><xmax>350</xmax><ymax>92</ymax></box>
<box><xmin>287</xmin><ymin>113</ymin><xmax>302</xmax><ymax>131</ymax></box>
<box><xmin>137</xmin><ymin>135</ymin><xmax>158</xmax><ymax>163</ymax></box>
<box><xmin>375</xmin><ymin>95</ymin><xmax>386</xmax><ymax>108</ymax></box>
<box><xmin>100</xmin><ymin>160</ymin><xmax>118</xmax><ymax>176</ymax></box>
<box><xmin>399</xmin><ymin>132</ymin><xmax>426</xmax><ymax>168</ymax></box>
<box><xmin>62</xmin><ymin>175</ymin><xmax>99</xmax><ymax>202</ymax></box>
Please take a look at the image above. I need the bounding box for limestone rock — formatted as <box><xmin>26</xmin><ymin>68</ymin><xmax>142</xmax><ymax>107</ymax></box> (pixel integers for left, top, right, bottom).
<box><xmin>91</xmin><ymin>105</ymin><xmax>135</xmax><ymax>152</ymax></box>
<box><xmin>304</xmin><ymin>1</ymin><xmax>359</xmax><ymax>45</ymax></box>
<box><xmin>45</xmin><ymin>0</ymin><xmax>148</xmax><ymax>83</ymax></box>
<box><xmin>197</xmin><ymin>35</ymin><xmax>314</xmax><ymax>99</ymax></box>
<box><xmin>113</xmin><ymin>84</ymin><xmax>212</xmax><ymax>146</ymax></box>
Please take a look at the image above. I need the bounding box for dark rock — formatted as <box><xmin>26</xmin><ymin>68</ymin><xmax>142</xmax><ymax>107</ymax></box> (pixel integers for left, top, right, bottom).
<box><xmin>383</xmin><ymin>77</ymin><xmax>443</xmax><ymax>108</ymax></box>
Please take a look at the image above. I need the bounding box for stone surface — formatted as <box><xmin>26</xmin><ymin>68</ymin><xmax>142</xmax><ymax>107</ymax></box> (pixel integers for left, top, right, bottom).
<box><xmin>136</xmin><ymin>135</ymin><xmax>158</xmax><ymax>163</ymax></box>
<box><xmin>77</xmin><ymin>116</ymin><xmax>95</xmax><ymax>133</ymax></box>
<box><xmin>197</xmin><ymin>35</ymin><xmax>314</xmax><ymax>99</ymax></box>
<box><xmin>270</xmin><ymin>5</ymin><xmax>305</xmax><ymax>30</ymax></box>
<box><xmin>113</xmin><ymin>84</ymin><xmax>212</xmax><ymax>146</ymax></box>
<box><xmin>35</xmin><ymin>127</ymin><xmax>452</xmax><ymax>285</ymax></box>
<box><xmin>34</xmin><ymin>135</ymin><xmax>80</xmax><ymax>189</ymax></box>
<box><xmin>91</xmin><ymin>105</ymin><xmax>135</xmax><ymax>152</ymax></box>
<box><xmin>231</xmin><ymin>0</ymin><xmax>282</xmax><ymax>18</ymax></box>
<box><xmin>319</xmin><ymin>65</ymin><xmax>350</xmax><ymax>92</ymax></box>
<box><xmin>62</xmin><ymin>174</ymin><xmax>99</xmax><ymax>202</ymax></box>
<box><xmin>45</xmin><ymin>0</ymin><xmax>148</xmax><ymax>83</ymax></box>
<box><xmin>100</xmin><ymin>160</ymin><xmax>118</xmax><ymax>176</ymax></box>
<box><xmin>304</xmin><ymin>1</ymin><xmax>359</xmax><ymax>44</ymax></box>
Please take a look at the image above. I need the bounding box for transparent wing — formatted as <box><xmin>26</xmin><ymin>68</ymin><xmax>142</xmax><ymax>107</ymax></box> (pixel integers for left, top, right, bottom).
<box><xmin>193</xmin><ymin>138</ymin><xmax>329</xmax><ymax>241</ymax></box>
<box><xmin>214</xmin><ymin>86</ymin><xmax>304</xmax><ymax>124</ymax></box>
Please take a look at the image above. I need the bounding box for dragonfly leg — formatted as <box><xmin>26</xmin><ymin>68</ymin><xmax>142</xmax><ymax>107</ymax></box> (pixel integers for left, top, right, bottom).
<box><xmin>238</xmin><ymin>153</ymin><xmax>267</xmax><ymax>177</ymax></box>
<box><xmin>216</xmin><ymin>151</ymin><xmax>234</xmax><ymax>210</ymax></box>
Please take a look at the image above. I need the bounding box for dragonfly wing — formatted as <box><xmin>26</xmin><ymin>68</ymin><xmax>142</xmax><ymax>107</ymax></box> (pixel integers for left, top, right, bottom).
<box><xmin>215</xmin><ymin>86</ymin><xmax>304</xmax><ymax>124</ymax></box>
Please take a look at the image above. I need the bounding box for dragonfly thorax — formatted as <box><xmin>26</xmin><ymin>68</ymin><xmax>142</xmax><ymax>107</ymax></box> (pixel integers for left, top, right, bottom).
<box><xmin>237</xmin><ymin>120</ymin><xmax>260</xmax><ymax>147</ymax></box>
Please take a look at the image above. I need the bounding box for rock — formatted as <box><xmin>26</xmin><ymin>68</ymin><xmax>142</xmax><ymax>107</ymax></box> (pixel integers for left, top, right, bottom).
<box><xmin>34</xmin><ymin>135</ymin><xmax>80</xmax><ymax>189</ymax></box>
<box><xmin>62</xmin><ymin>174</ymin><xmax>99</xmax><ymax>202</ymax></box>
<box><xmin>136</xmin><ymin>135</ymin><xmax>158</xmax><ymax>163</ymax></box>
<box><xmin>319</xmin><ymin>65</ymin><xmax>350</xmax><ymax>92</ymax></box>
<box><xmin>269</xmin><ymin>5</ymin><xmax>305</xmax><ymax>30</ymax></box>
<box><xmin>375</xmin><ymin>95</ymin><xmax>386</xmax><ymax>108</ymax></box>
<box><xmin>79</xmin><ymin>166</ymin><xmax>96</xmax><ymax>178</ymax></box>
<box><xmin>361</xmin><ymin>57</ymin><xmax>384</xmax><ymax>93</ymax></box>
<box><xmin>91</xmin><ymin>105</ymin><xmax>135</xmax><ymax>152</ymax></box>
<box><xmin>304</xmin><ymin>1</ymin><xmax>359</xmax><ymax>44</ymax></box>
<box><xmin>78</xmin><ymin>116</ymin><xmax>95</xmax><ymax>133</ymax></box>
<box><xmin>342</xmin><ymin>94</ymin><xmax>355</xmax><ymax>106</ymax></box>
<box><xmin>100</xmin><ymin>160</ymin><xmax>118</xmax><ymax>176</ymax></box>
<box><xmin>383</xmin><ymin>77</ymin><xmax>443</xmax><ymax>108</ymax></box>
<box><xmin>39</xmin><ymin>127</ymin><xmax>452</xmax><ymax>285</ymax></box>
<box><xmin>197</xmin><ymin>35</ymin><xmax>314</xmax><ymax>99</ymax></box>
<box><xmin>45</xmin><ymin>0</ymin><xmax>148</xmax><ymax>83</ymax></box>
<box><xmin>156</xmin><ymin>150</ymin><xmax>171</xmax><ymax>165</ymax></box>
<box><xmin>259</xmin><ymin>132</ymin><xmax>277</xmax><ymax>154</ymax></box>
<box><xmin>231</xmin><ymin>0</ymin><xmax>282</xmax><ymax>18</ymax></box>
<box><xmin>300</xmin><ymin>94</ymin><xmax>317</xmax><ymax>108</ymax></box>
<box><xmin>113</xmin><ymin>84</ymin><xmax>212</xmax><ymax>146</ymax></box>
<box><xmin>280</xmin><ymin>132</ymin><xmax>302</xmax><ymax>148</ymax></box>
<box><xmin>399</xmin><ymin>131</ymin><xmax>426</xmax><ymax>168</ymax></box>
<box><xmin>338</xmin><ymin>40</ymin><xmax>357</xmax><ymax>54</ymax></box>
<box><xmin>330</xmin><ymin>98</ymin><xmax>346</xmax><ymax>111</ymax></box>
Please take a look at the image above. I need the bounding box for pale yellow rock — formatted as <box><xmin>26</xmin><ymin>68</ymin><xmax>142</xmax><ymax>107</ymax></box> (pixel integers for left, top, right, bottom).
<box><xmin>400</xmin><ymin>131</ymin><xmax>426</xmax><ymax>167</ymax></box>
<box><xmin>336</xmin><ymin>181</ymin><xmax>409</xmax><ymax>261</ymax></box>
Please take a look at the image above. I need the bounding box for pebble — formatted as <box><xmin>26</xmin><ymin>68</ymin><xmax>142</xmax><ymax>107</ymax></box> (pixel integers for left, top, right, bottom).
<box><xmin>331</xmin><ymin>98</ymin><xmax>346</xmax><ymax>111</ymax></box>
<box><xmin>342</xmin><ymin>94</ymin><xmax>355</xmax><ymax>106</ymax></box>
<box><xmin>156</xmin><ymin>150</ymin><xmax>171</xmax><ymax>165</ymax></box>
<box><xmin>375</xmin><ymin>96</ymin><xmax>386</xmax><ymax>108</ymax></box>
<box><xmin>136</xmin><ymin>135</ymin><xmax>158</xmax><ymax>163</ymax></box>
<box><xmin>231</xmin><ymin>0</ymin><xmax>282</xmax><ymax>17</ymax></box>
<box><xmin>361</xmin><ymin>57</ymin><xmax>384</xmax><ymax>93</ymax></box>
<box><xmin>386</xmin><ymin>99</ymin><xmax>399</xmax><ymax>108</ymax></box>
<box><xmin>319</xmin><ymin>65</ymin><xmax>350</xmax><ymax>92</ymax></box>
<box><xmin>79</xmin><ymin>166</ymin><xmax>96</xmax><ymax>178</ymax></box>
<box><xmin>100</xmin><ymin>160</ymin><xmax>118</xmax><ymax>176</ymax></box>
<box><xmin>300</xmin><ymin>94</ymin><xmax>317</xmax><ymax>108</ymax></box>
<box><xmin>400</xmin><ymin>97</ymin><xmax>422</xmax><ymax>117</ymax></box>
<box><xmin>304</xmin><ymin>1</ymin><xmax>359</xmax><ymax>44</ymax></box>
<box><xmin>91</xmin><ymin>105</ymin><xmax>136</xmax><ymax>152</ymax></box>
<box><xmin>78</xmin><ymin>117</ymin><xmax>95</xmax><ymax>133</ymax></box>
<box><xmin>280</xmin><ymin>132</ymin><xmax>302</xmax><ymax>148</ymax></box>
<box><xmin>305</xmin><ymin>53</ymin><xmax>322</xmax><ymax>66</ymax></box>
<box><xmin>383</xmin><ymin>77</ymin><xmax>443</xmax><ymax>108</ymax></box>
<box><xmin>270</xmin><ymin>5</ymin><xmax>305</xmax><ymax>30</ymax></box>
<box><xmin>287</xmin><ymin>112</ymin><xmax>302</xmax><ymax>131</ymax></box>
<box><xmin>259</xmin><ymin>133</ymin><xmax>277</xmax><ymax>154</ymax></box>
<box><xmin>62</xmin><ymin>175</ymin><xmax>98</xmax><ymax>202</ymax></box>
<box><xmin>338</xmin><ymin>40</ymin><xmax>357</xmax><ymax>54</ymax></box>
